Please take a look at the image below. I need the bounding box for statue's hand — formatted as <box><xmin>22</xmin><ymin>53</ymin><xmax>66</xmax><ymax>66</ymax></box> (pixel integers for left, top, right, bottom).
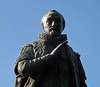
<box><xmin>50</xmin><ymin>41</ymin><xmax>67</xmax><ymax>56</ymax></box>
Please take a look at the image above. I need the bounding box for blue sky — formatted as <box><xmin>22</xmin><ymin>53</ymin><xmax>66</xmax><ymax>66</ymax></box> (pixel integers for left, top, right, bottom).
<box><xmin>0</xmin><ymin>0</ymin><xmax>100</xmax><ymax>87</ymax></box>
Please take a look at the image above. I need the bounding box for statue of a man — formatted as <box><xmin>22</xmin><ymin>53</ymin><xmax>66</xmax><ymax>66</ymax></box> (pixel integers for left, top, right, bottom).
<box><xmin>14</xmin><ymin>10</ymin><xmax>87</xmax><ymax>87</ymax></box>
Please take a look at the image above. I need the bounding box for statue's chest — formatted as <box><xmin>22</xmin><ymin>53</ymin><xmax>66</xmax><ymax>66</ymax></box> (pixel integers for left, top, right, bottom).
<box><xmin>33</xmin><ymin>41</ymin><xmax>57</xmax><ymax>58</ymax></box>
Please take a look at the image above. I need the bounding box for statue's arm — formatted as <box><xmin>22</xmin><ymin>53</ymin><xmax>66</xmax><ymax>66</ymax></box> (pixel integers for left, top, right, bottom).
<box><xmin>14</xmin><ymin>44</ymin><xmax>55</xmax><ymax>78</ymax></box>
<box><xmin>15</xmin><ymin>41</ymin><xmax>66</xmax><ymax>78</ymax></box>
<box><xmin>77</xmin><ymin>53</ymin><xmax>87</xmax><ymax>87</ymax></box>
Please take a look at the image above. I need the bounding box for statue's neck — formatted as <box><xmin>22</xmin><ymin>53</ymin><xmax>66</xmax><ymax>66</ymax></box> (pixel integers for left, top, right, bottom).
<box><xmin>38</xmin><ymin>32</ymin><xmax>68</xmax><ymax>44</ymax></box>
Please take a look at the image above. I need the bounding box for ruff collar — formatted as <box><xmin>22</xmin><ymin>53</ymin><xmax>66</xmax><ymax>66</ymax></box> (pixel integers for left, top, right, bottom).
<box><xmin>38</xmin><ymin>32</ymin><xmax>68</xmax><ymax>44</ymax></box>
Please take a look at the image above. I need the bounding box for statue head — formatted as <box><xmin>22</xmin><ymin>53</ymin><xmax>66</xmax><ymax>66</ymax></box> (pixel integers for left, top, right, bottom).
<box><xmin>41</xmin><ymin>10</ymin><xmax>65</xmax><ymax>37</ymax></box>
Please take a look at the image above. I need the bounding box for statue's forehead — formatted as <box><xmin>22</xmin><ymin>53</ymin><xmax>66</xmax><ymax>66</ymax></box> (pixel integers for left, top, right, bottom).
<box><xmin>44</xmin><ymin>13</ymin><xmax>61</xmax><ymax>19</ymax></box>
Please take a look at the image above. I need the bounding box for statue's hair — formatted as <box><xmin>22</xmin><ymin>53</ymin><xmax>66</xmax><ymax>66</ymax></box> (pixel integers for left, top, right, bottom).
<box><xmin>41</xmin><ymin>10</ymin><xmax>65</xmax><ymax>31</ymax></box>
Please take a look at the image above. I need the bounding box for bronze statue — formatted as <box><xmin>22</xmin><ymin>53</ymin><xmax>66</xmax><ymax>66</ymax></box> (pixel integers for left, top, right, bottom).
<box><xmin>14</xmin><ymin>10</ymin><xmax>87</xmax><ymax>87</ymax></box>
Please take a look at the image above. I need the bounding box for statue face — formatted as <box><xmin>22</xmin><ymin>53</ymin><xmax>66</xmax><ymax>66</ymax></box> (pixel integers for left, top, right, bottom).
<box><xmin>42</xmin><ymin>14</ymin><xmax>63</xmax><ymax>37</ymax></box>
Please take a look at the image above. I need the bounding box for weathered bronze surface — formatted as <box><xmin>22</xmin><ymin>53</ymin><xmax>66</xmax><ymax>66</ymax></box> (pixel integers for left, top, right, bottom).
<box><xmin>14</xmin><ymin>10</ymin><xmax>87</xmax><ymax>87</ymax></box>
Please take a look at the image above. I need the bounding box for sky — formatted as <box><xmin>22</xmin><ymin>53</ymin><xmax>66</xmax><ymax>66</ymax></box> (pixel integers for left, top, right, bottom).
<box><xmin>0</xmin><ymin>0</ymin><xmax>100</xmax><ymax>87</ymax></box>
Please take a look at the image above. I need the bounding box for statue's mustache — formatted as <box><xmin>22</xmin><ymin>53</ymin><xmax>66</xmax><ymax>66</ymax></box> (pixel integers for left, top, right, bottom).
<box><xmin>49</xmin><ymin>26</ymin><xmax>59</xmax><ymax>31</ymax></box>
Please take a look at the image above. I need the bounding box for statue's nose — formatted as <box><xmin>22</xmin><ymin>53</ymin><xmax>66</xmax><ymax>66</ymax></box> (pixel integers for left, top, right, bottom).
<box><xmin>51</xmin><ymin>21</ymin><xmax>55</xmax><ymax>26</ymax></box>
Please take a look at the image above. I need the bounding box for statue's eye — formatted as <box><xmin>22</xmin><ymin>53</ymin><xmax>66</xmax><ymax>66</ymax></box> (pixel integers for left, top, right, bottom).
<box><xmin>47</xmin><ymin>18</ymin><xmax>52</xmax><ymax>25</ymax></box>
<box><xmin>47</xmin><ymin>18</ymin><xmax>61</xmax><ymax>25</ymax></box>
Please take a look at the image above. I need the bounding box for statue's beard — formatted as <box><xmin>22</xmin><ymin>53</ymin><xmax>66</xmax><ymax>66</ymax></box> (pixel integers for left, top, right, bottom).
<box><xmin>49</xmin><ymin>29</ymin><xmax>60</xmax><ymax>37</ymax></box>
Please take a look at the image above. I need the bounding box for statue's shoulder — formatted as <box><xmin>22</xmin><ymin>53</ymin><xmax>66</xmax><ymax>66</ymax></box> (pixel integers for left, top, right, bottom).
<box><xmin>67</xmin><ymin>44</ymin><xmax>75</xmax><ymax>53</ymax></box>
<box><xmin>20</xmin><ymin>44</ymin><xmax>33</xmax><ymax>53</ymax></box>
<box><xmin>22</xmin><ymin>44</ymin><xmax>33</xmax><ymax>48</ymax></box>
<box><xmin>20</xmin><ymin>39</ymin><xmax>45</xmax><ymax>55</ymax></box>
<box><xmin>30</xmin><ymin>40</ymin><xmax>40</xmax><ymax>46</ymax></box>
<box><xmin>30</xmin><ymin>39</ymin><xmax>45</xmax><ymax>47</ymax></box>
<box><xmin>67</xmin><ymin>44</ymin><xmax>80</xmax><ymax>58</ymax></box>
